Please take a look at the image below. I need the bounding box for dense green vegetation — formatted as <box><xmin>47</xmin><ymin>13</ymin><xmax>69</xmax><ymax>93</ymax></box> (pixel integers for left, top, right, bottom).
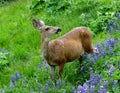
<box><xmin>0</xmin><ymin>0</ymin><xmax>120</xmax><ymax>92</ymax></box>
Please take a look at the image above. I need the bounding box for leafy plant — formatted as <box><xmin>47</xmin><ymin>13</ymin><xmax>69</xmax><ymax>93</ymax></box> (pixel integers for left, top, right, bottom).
<box><xmin>0</xmin><ymin>49</ymin><xmax>9</xmax><ymax>69</ymax></box>
<box><xmin>29</xmin><ymin>0</ymin><xmax>70</xmax><ymax>15</ymax></box>
<box><xmin>30</xmin><ymin>0</ymin><xmax>120</xmax><ymax>34</ymax></box>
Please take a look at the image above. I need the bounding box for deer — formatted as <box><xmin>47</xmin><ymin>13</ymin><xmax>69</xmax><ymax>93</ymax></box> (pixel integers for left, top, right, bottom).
<box><xmin>32</xmin><ymin>19</ymin><xmax>98</xmax><ymax>81</ymax></box>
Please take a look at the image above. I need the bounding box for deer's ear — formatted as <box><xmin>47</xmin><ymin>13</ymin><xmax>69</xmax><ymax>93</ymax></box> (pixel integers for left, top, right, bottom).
<box><xmin>32</xmin><ymin>19</ymin><xmax>39</xmax><ymax>28</ymax></box>
<box><xmin>32</xmin><ymin>19</ymin><xmax>45</xmax><ymax>29</ymax></box>
<box><xmin>38</xmin><ymin>20</ymin><xmax>45</xmax><ymax>26</ymax></box>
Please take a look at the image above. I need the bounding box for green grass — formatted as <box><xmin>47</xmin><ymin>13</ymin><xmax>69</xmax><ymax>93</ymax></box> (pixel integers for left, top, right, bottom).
<box><xmin>0</xmin><ymin>0</ymin><xmax>120</xmax><ymax>92</ymax></box>
<box><xmin>0</xmin><ymin>0</ymin><xmax>41</xmax><ymax>87</ymax></box>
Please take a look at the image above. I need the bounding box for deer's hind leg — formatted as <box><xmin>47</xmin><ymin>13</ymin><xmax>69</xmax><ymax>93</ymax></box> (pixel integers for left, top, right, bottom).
<box><xmin>58</xmin><ymin>63</ymin><xmax>65</xmax><ymax>80</ymax></box>
<box><xmin>78</xmin><ymin>56</ymin><xmax>83</xmax><ymax>62</ymax></box>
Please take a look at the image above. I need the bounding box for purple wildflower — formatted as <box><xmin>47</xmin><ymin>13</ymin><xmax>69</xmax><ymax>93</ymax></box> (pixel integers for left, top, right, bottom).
<box><xmin>112</xmin><ymin>22</ymin><xmax>117</xmax><ymax>30</ymax></box>
<box><xmin>106</xmin><ymin>38</ymin><xmax>115</xmax><ymax>47</ymax></box>
<box><xmin>78</xmin><ymin>85</ymin><xmax>85</xmax><ymax>93</ymax></box>
<box><xmin>15</xmin><ymin>71</ymin><xmax>20</xmax><ymax>81</ymax></box>
<box><xmin>98</xmin><ymin>86</ymin><xmax>104</xmax><ymax>93</ymax></box>
<box><xmin>38</xmin><ymin>62</ymin><xmax>42</xmax><ymax>68</ymax></box>
<box><xmin>103</xmin><ymin>81</ymin><xmax>108</xmax><ymax>92</ymax></box>
<box><xmin>10</xmin><ymin>81</ymin><xmax>14</xmax><ymax>88</ymax></box>
<box><xmin>56</xmin><ymin>80</ymin><xmax>61</xmax><ymax>88</ymax></box>
<box><xmin>108</xmin><ymin>21</ymin><xmax>111</xmax><ymax>32</ymax></box>
<box><xmin>72</xmin><ymin>87</ymin><xmax>76</xmax><ymax>93</ymax></box>
<box><xmin>113</xmin><ymin>80</ymin><xmax>118</xmax><ymax>91</ymax></box>
<box><xmin>84</xmin><ymin>81</ymin><xmax>90</xmax><ymax>87</ymax></box>
<box><xmin>110</xmin><ymin>38</ymin><xmax>115</xmax><ymax>47</ymax></box>
<box><xmin>11</xmin><ymin>75</ymin><xmax>15</xmax><ymax>85</ymax></box>
<box><xmin>108</xmin><ymin>26</ymin><xmax>113</xmax><ymax>33</ymax></box>
<box><xmin>93</xmin><ymin>52</ymin><xmax>97</xmax><ymax>56</ymax></box>
<box><xmin>104</xmin><ymin>61</ymin><xmax>107</xmax><ymax>70</ymax></box>
<box><xmin>98</xmin><ymin>74</ymin><xmax>102</xmax><ymax>84</ymax></box>
<box><xmin>45</xmin><ymin>83</ymin><xmax>49</xmax><ymax>90</ymax></box>
<box><xmin>116</xmin><ymin>13</ymin><xmax>120</xmax><ymax>19</ymax></box>
<box><xmin>101</xmin><ymin>50</ymin><xmax>106</xmax><ymax>58</ymax></box>
<box><xmin>90</xmin><ymin>73</ymin><xmax>102</xmax><ymax>86</ymax></box>
<box><xmin>89</xmin><ymin>62</ymin><xmax>94</xmax><ymax>67</ymax></box>
<box><xmin>85</xmin><ymin>14</ymin><xmax>89</xmax><ymax>19</ymax></box>
<box><xmin>90</xmin><ymin>68</ymin><xmax>93</xmax><ymax>78</ymax></box>
<box><xmin>110</xmin><ymin>78</ymin><xmax>113</xmax><ymax>85</ymax></box>
<box><xmin>45</xmin><ymin>83</ymin><xmax>49</xmax><ymax>93</ymax></box>
<box><xmin>80</xmin><ymin>67</ymin><xmax>84</xmax><ymax>73</ymax></box>
<box><xmin>93</xmin><ymin>55</ymin><xmax>97</xmax><ymax>62</ymax></box>
<box><xmin>90</xmin><ymin>67</ymin><xmax>93</xmax><ymax>72</ymax></box>
<box><xmin>111</xmin><ymin>20</ymin><xmax>116</xmax><ymax>24</ymax></box>
<box><xmin>109</xmin><ymin>47</ymin><xmax>114</xmax><ymax>56</ymax></box>
<box><xmin>83</xmin><ymin>53</ymin><xmax>88</xmax><ymax>59</ymax></box>
<box><xmin>87</xmin><ymin>55</ymin><xmax>91</xmax><ymax>61</ymax></box>
<box><xmin>104</xmin><ymin>41</ymin><xmax>110</xmax><ymax>50</ymax></box>
<box><xmin>43</xmin><ymin>62</ymin><xmax>49</xmax><ymax>69</ymax></box>
<box><xmin>90</xmin><ymin>85</ymin><xmax>95</xmax><ymax>93</ymax></box>
<box><xmin>47</xmin><ymin>79</ymin><xmax>51</xmax><ymax>86</ymax></box>
<box><xmin>83</xmin><ymin>82</ymin><xmax>89</xmax><ymax>92</ymax></box>
<box><xmin>0</xmin><ymin>49</ymin><xmax>8</xmax><ymax>53</ymax></box>
<box><xmin>96</xmin><ymin>43</ymin><xmax>102</xmax><ymax>53</ymax></box>
<box><xmin>108</xmin><ymin>64</ymin><xmax>114</xmax><ymax>76</ymax></box>
<box><xmin>107</xmin><ymin>38</ymin><xmax>111</xmax><ymax>44</ymax></box>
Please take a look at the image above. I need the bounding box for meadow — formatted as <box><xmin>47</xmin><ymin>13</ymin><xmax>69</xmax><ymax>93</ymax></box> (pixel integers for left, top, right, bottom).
<box><xmin>0</xmin><ymin>0</ymin><xmax>120</xmax><ymax>93</ymax></box>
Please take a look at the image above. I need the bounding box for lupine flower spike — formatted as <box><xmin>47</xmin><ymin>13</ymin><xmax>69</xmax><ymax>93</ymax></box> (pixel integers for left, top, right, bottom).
<box><xmin>78</xmin><ymin>85</ymin><xmax>85</xmax><ymax>93</ymax></box>
<box><xmin>108</xmin><ymin>64</ymin><xmax>114</xmax><ymax>76</ymax></box>
<box><xmin>72</xmin><ymin>87</ymin><xmax>76</xmax><ymax>93</ymax></box>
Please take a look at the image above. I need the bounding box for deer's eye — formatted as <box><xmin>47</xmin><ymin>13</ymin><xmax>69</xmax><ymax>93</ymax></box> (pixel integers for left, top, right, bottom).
<box><xmin>45</xmin><ymin>27</ymin><xmax>50</xmax><ymax>31</ymax></box>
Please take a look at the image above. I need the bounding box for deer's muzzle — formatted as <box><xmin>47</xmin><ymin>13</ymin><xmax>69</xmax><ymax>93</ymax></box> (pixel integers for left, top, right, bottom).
<box><xmin>56</xmin><ymin>28</ymin><xmax>61</xmax><ymax>34</ymax></box>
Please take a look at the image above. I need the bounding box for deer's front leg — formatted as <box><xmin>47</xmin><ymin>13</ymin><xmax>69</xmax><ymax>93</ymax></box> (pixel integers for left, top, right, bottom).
<box><xmin>50</xmin><ymin>65</ymin><xmax>55</xmax><ymax>80</ymax></box>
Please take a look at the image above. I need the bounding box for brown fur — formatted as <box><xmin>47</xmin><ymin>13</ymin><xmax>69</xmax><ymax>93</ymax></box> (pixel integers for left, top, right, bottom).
<box><xmin>32</xmin><ymin>19</ymin><xmax>98</xmax><ymax>80</ymax></box>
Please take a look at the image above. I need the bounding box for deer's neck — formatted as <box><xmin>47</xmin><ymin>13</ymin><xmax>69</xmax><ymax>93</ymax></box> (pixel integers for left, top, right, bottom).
<box><xmin>41</xmin><ymin>35</ymin><xmax>49</xmax><ymax>59</ymax></box>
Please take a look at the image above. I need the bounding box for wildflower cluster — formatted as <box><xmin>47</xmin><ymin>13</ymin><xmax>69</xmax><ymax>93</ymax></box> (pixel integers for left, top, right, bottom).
<box><xmin>75</xmin><ymin>66</ymin><xmax>118</xmax><ymax>93</ymax></box>
<box><xmin>77</xmin><ymin>14</ymin><xmax>120</xmax><ymax>93</ymax></box>
<box><xmin>108</xmin><ymin>12</ymin><xmax>120</xmax><ymax>33</ymax></box>
<box><xmin>10</xmin><ymin>71</ymin><xmax>20</xmax><ymax>88</ymax></box>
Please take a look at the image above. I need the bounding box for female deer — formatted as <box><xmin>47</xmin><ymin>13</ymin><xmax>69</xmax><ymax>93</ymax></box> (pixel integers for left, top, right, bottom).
<box><xmin>32</xmin><ymin>19</ymin><xmax>98</xmax><ymax>80</ymax></box>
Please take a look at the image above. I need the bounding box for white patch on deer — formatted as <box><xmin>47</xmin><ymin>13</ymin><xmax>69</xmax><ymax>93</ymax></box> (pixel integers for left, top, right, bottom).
<box><xmin>45</xmin><ymin>38</ymin><xmax>49</xmax><ymax>42</ymax></box>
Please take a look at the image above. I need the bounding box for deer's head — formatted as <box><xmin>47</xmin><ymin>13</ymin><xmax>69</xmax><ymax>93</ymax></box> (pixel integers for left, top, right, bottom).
<box><xmin>32</xmin><ymin>19</ymin><xmax>61</xmax><ymax>37</ymax></box>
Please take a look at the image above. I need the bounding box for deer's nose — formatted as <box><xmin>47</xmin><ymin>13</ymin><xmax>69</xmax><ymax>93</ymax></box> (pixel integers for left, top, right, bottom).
<box><xmin>57</xmin><ymin>28</ymin><xmax>61</xmax><ymax>32</ymax></box>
